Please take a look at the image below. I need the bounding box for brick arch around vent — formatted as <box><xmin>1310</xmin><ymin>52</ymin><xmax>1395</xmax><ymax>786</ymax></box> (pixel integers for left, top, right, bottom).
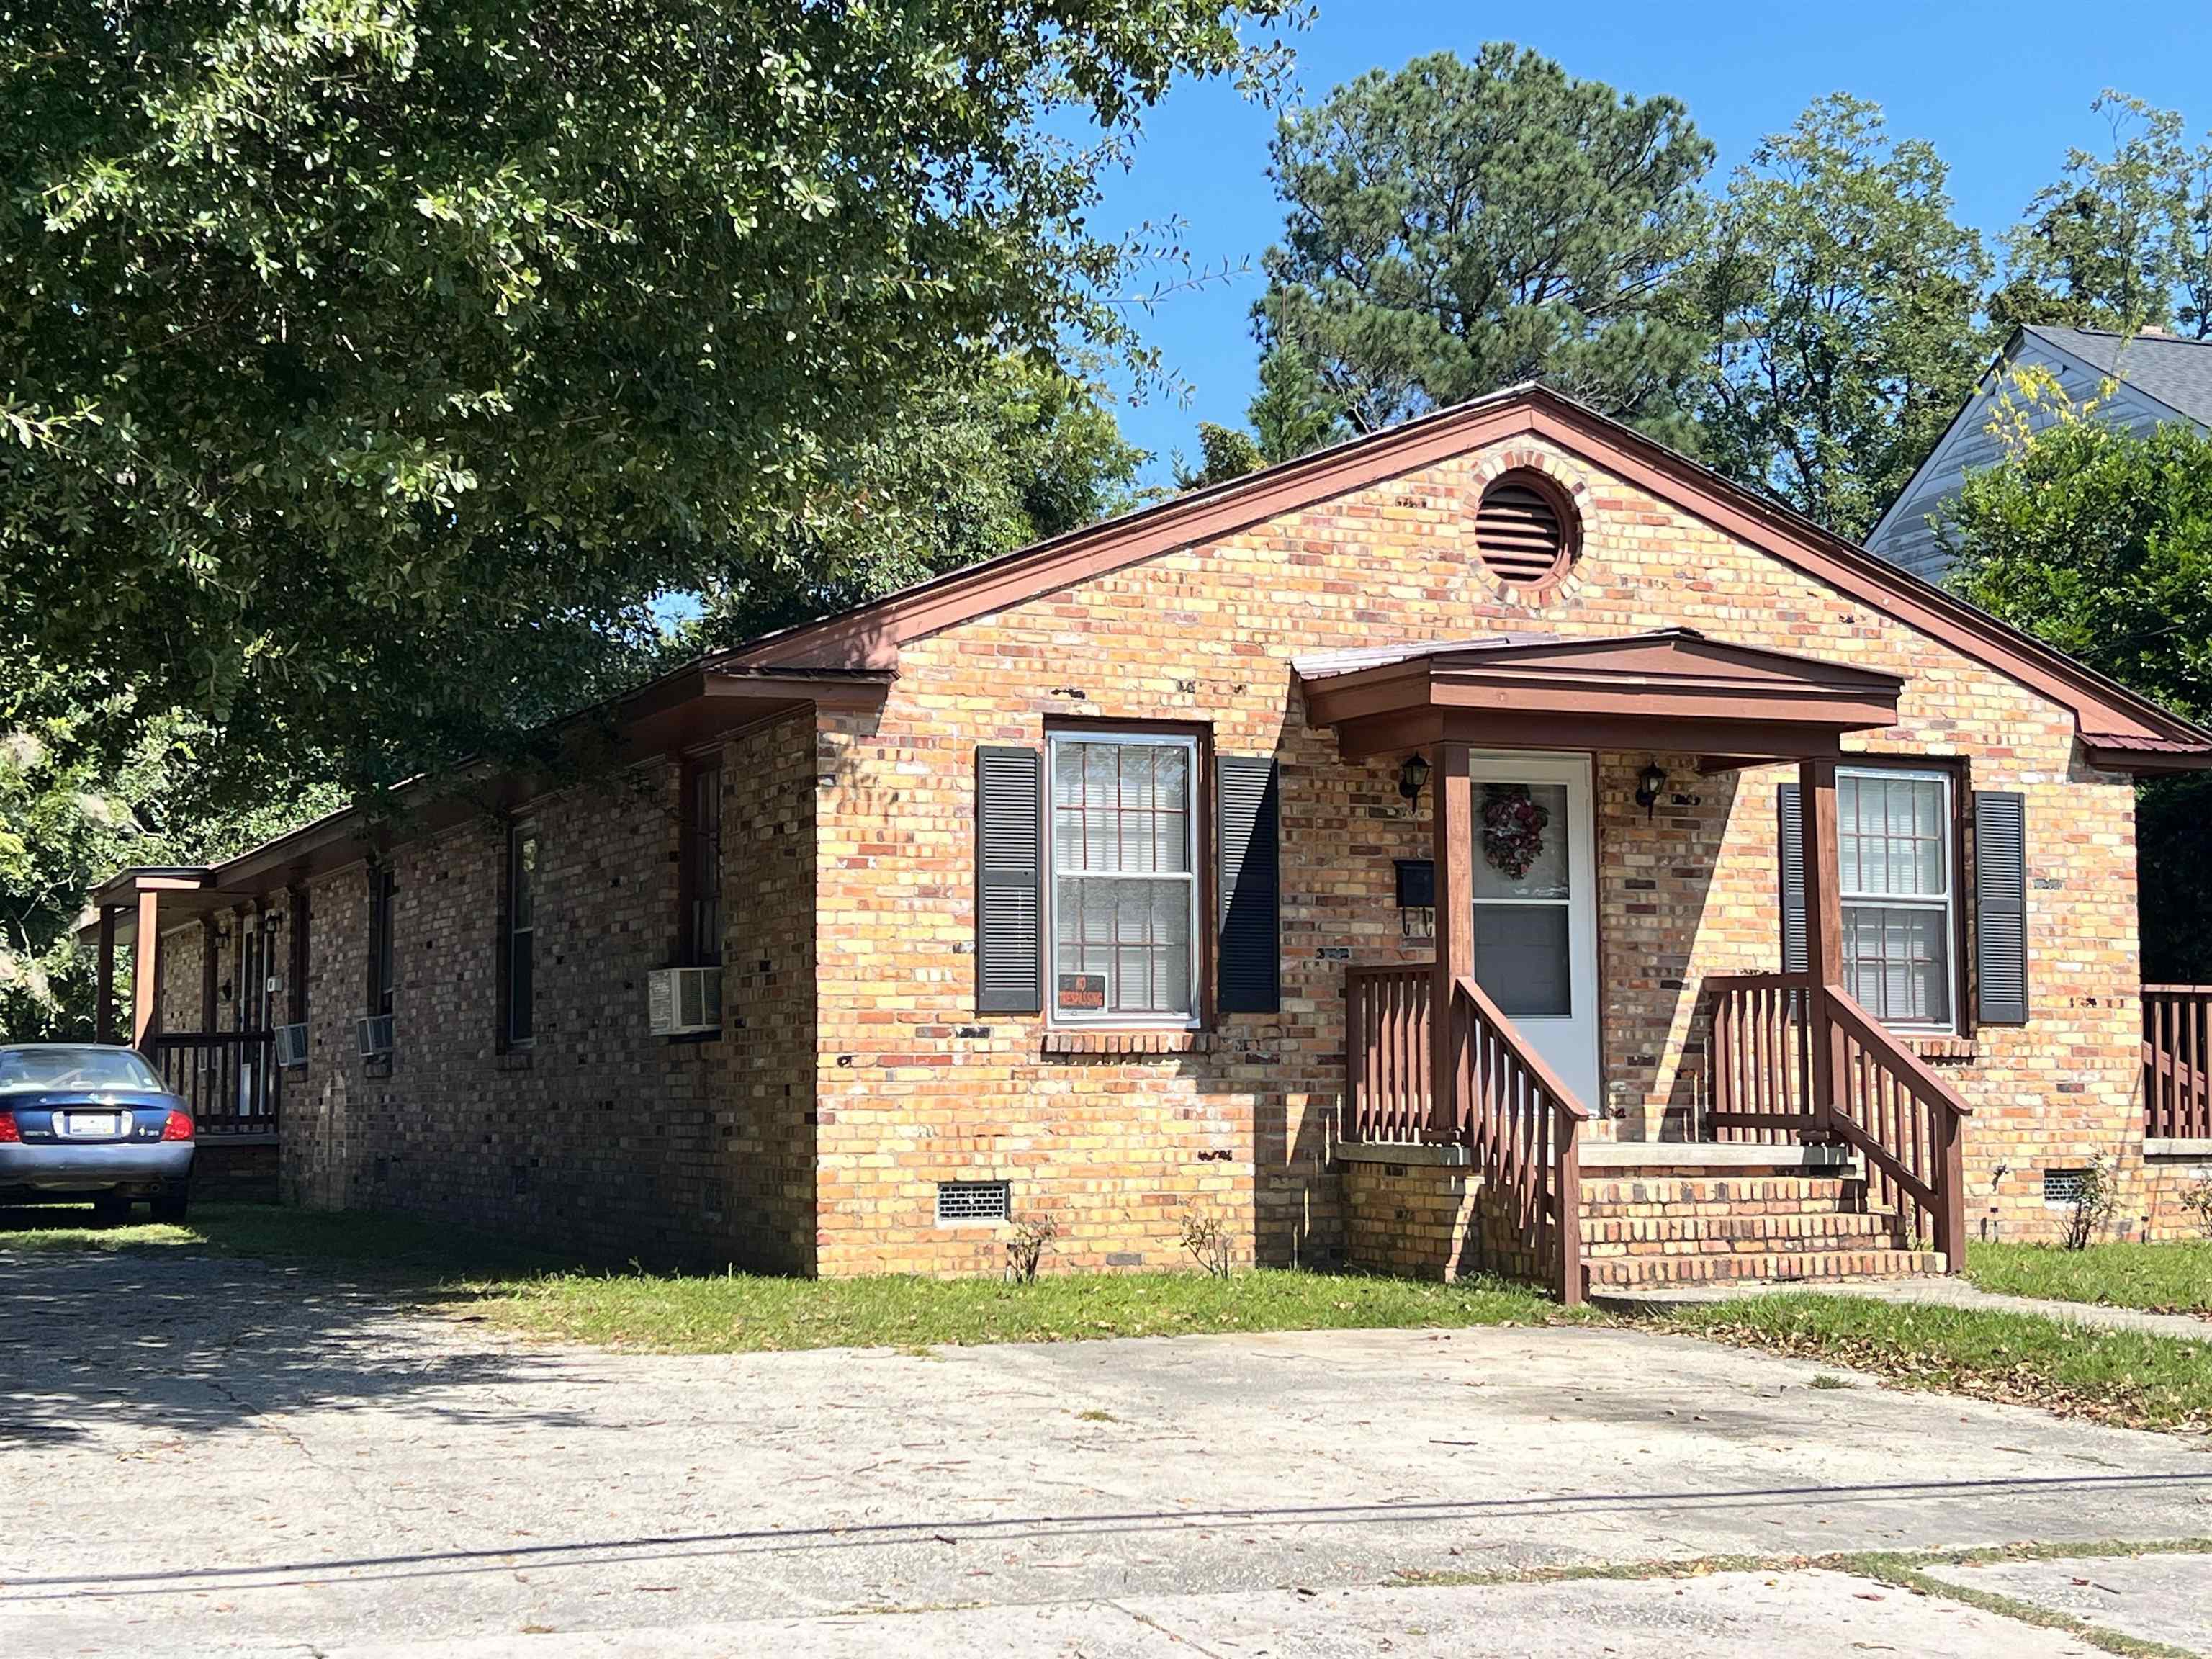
<box><xmin>1467</xmin><ymin>449</ymin><xmax>1592</xmax><ymax>605</ymax></box>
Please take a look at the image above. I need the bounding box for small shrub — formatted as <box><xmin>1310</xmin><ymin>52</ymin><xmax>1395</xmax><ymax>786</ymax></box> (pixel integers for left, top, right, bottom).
<box><xmin>1004</xmin><ymin>1217</ymin><xmax>1056</xmax><ymax>1283</ymax></box>
<box><xmin>2180</xmin><ymin>1178</ymin><xmax>2212</xmax><ymax>1241</ymax></box>
<box><xmin>2063</xmin><ymin>1157</ymin><xmax>2119</xmax><ymax>1251</ymax></box>
<box><xmin>1180</xmin><ymin>1208</ymin><xmax>1233</xmax><ymax>1277</ymax></box>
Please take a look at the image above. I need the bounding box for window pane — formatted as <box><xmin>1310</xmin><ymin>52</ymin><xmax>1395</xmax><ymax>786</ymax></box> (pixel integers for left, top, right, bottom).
<box><xmin>510</xmin><ymin>940</ymin><xmax>534</xmax><ymax>1043</ymax></box>
<box><xmin>1843</xmin><ymin>902</ymin><xmax>1950</xmax><ymax>1025</ymax></box>
<box><xmin>1470</xmin><ymin>783</ymin><xmax>1570</xmax><ymax>901</ymax></box>
<box><xmin>1838</xmin><ymin>774</ymin><xmax>1946</xmax><ymax>901</ymax></box>
<box><xmin>1472</xmin><ymin>903</ymin><xmax>1571</xmax><ymax>1017</ymax></box>
<box><xmin>512</xmin><ymin>835</ymin><xmax>537</xmax><ymax>929</ymax></box>
<box><xmin>1052</xmin><ymin>739</ymin><xmax>1192</xmax><ymax>879</ymax></box>
<box><xmin>1053</xmin><ymin>875</ymin><xmax>1192</xmax><ymax>1017</ymax></box>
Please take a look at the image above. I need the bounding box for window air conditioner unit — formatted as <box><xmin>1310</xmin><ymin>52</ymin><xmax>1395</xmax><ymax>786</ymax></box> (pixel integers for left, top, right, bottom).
<box><xmin>647</xmin><ymin>966</ymin><xmax>722</xmax><ymax>1037</ymax></box>
<box><xmin>357</xmin><ymin>1014</ymin><xmax>395</xmax><ymax>1059</ymax></box>
<box><xmin>274</xmin><ymin>1022</ymin><xmax>310</xmax><ymax>1068</ymax></box>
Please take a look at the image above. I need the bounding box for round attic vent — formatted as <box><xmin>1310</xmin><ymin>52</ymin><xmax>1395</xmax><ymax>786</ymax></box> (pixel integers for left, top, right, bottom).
<box><xmin>1475</xmin><ymin>472</ymin><xmax>1578</xmax><ymax>588</ymax></box>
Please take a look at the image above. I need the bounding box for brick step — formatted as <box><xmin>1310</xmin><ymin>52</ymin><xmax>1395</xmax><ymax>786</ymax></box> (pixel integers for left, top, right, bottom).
<box><xmin>1581</xmin><ymin>1210</ymin><xmax>1899</xmax><ymax>1249</ymax></box>
<box><xmin>1583</xmin><ymin>1247</ymin><xmax>1946</xmax><ymax>1289</ymax></box>
<box><xmin>1580</xmin><ymin>1175</ymin><xmax>1863</xmax><ymax>1210</ymax></box>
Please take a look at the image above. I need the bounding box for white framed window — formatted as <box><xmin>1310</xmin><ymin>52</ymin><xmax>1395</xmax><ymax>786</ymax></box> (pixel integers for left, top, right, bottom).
<box><xmin>1838</xmin><ymin>768</ymin><xmax>1956</xmax><ymax>1031</ymax></box>
<box><xmin>1046</xmin><ymin>730</ymin><xmax>1200</xmax><ymax>1025</ymax></box>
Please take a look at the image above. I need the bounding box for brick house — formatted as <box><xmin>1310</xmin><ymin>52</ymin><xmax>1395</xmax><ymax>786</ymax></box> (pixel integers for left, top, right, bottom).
<box><xmin>86</xmin><ymin>387</ymin><xmax>2212</xmax><ymax>1295</ymax></box>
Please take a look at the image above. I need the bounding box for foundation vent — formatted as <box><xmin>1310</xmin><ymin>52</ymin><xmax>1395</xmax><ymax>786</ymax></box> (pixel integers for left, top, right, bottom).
<box><xmin>2042</xmin><ymin>1168</ymin><xmax>2088</xmax><ymax>1206</ymax></box>
<box><xmin>936</xmin><ymin>1180</ymin><xmax>1012</xmax><ymax>1226</ymax></box>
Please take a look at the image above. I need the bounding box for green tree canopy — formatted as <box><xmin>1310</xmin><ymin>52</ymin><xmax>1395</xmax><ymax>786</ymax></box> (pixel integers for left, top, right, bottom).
<box><xmin>1990</xmin><ymin>92</ymin><xmax>2212</xmax><ymax>338</ymax></box>
<box><xmin>0</xmin><ymin>0</ymin><xmax>1292</xmax><ymax>797</ymax></box>
<box><xmin>693</xmin><ymin>357</ymin><xmax>1145</xmax><ymax>644</ymax></box>
<box><xmin>1697</xmin><ymin>96</ymin><xmax>1991</xmax><ymax>540</ymax></box>
<box><xmin>1256</xmin><ymin>45</ymin><xmax>1714</xmax><ymax>444</ymax></box>
<box><xmin>1172</xmin><ymin>341</ymin><xmax>1347</xmax><ymax>488</ymax></box>
<box><xmin>0</xmin><ymin>696</ymin><xmax>342</xmax><ymax>1039</ymax></box>
<box><xmin>1941</xmin><ymin>392</ymin><xmax>2212</xmax><ymax>978</ymax></box>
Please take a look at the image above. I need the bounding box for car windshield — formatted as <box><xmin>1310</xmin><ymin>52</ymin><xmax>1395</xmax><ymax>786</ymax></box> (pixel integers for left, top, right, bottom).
<box><xmin>0</xmin><ymin>1048</ymin><xmax>167</xmax><ymax>1095</ymax></box>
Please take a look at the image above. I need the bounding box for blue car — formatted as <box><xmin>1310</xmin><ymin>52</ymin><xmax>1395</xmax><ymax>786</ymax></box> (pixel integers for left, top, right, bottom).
<box><xmin>0</xmin><ymin>1044</ymin><xmax>195</xmax><ymax>1223</ymax></box>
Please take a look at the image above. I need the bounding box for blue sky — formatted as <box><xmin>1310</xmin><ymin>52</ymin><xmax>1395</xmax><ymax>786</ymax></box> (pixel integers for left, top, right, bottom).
<box><xmin>1089</xmin><ymin>1</ymin><xmax>2212</xmax><ymax>483</ymax></box>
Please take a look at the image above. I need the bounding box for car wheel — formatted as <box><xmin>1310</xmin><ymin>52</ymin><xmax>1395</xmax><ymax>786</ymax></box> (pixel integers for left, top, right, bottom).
<box><xmin>91</xmin><ymin>1191</ymin><xmax>134</xmax><ymax>1226</ymax></box>
<box><xmin>150</xmin><ymin>1185</ymin><xmax>190</xmax><ymax>1225</ymax></box>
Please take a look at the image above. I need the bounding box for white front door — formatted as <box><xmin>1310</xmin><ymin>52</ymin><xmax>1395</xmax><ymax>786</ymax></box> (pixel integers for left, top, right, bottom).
<box><xmin>1465</xmin><ymin>752</ymin><xmax>1601</xmax><ymax>1110</ymax></box>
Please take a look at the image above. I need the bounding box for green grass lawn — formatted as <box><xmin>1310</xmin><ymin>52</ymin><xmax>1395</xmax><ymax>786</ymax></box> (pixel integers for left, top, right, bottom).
<box><xmin>1966</xmin><ymin>1238</ymin><xmax>2212</xmax><ymax>1315</ymax></box>
<box><xmin>0</xmin><ymin>1200</ymin><xmax>1572</xmax><ymax>1352</ymax></box>
<box><xmin>1651</xmin><ymin>1292</ymin><xmax>2212</xmax><ymax>1435</ymax></box>
<box><xmin>9</xmin><ymin>1202</ymin><xmax>2211</xmax><ymax>1431</ymax></box>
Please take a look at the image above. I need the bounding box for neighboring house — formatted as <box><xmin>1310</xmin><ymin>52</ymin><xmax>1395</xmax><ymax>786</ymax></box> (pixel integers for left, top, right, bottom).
<box><xmin>85</xmin><ymin>387</ymin><xmax>2212</xmax><ymax>1301</ymax></box>
<box><xmin>1867</xmin><ymin>324</ymin><xmax>2212</xmax><ymax>583</ymax></box>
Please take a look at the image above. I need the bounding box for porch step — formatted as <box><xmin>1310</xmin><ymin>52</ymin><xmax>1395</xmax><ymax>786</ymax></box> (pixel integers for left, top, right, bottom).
<box><xmin>1573</xmin><ymin>1164</ymin><xmax>1943</xmax><ymax>1290</ymax></box>
<box><xmin>1581</xmin><ymin>1208</ymin><xmax>1897</xmax><ymax>1250</ymax></box>
<box><xmin>1580</xmin><ymin>1174</ymin><xmax>1863</xmax><ymax>1210</ymax></box>
<box><xmin>1585</xmin><ymin>1247</ymin><xmax>1946</xmax><ymax>1289</ymax></box>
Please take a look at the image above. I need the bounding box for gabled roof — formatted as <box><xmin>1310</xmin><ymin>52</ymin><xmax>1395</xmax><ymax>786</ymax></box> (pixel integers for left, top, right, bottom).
<box><xmin>1295</xmin><ymin>629</ymin><xmax>1904</xmax><ymax>763</ymax></box>
<box><xmin>2021</xmin><ymin>325</ymin><xmax>2212</xmax><ymax>429</ymax></box>
<box><xmin>718</xmin><ymin>382</ymin><xmax>2210</xmax><ymax>764</ymax></box>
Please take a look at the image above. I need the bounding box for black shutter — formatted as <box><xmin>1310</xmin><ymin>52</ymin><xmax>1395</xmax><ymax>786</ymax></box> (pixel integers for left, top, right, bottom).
<box><xmin>1778</xmin><ymin>783</ymin><xmax>1808</xmax><ymax>974</ymax></box>
<box><xmin>976</xmin><ymin>745</ymin><xmax>1043</xmax><ymax>1014</ymax></box>
<box><xmin>1974</xmin><ymin>791</ymin><xmax>2029</xmax><ymax>1025</ymax></box>
<box><xmin>1217</xmin><ymin>755</ymin><xmax>1281</xmax><ymax>1013</ymax></box>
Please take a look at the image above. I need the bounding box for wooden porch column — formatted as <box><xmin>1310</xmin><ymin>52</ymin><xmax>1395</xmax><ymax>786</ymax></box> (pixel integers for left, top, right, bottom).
<box><xmin>131</xmin><ymin>886</ymin><xmax>161</xmax><ymax>1050</ymax></box>
<box><xmin>1799</xmin><ymin>757</ymin><xmax>1845</xmax><ymax>1129</ymax></box>
<box><xmin>94</xmin><ymin>906</ymin><xmax>118</xmax><ymax>1043</ymax></box>
<box><xmin>1431</xmin><ymin>743</ymin><xmax>1474</xmax><ymax>1138</ymax></box>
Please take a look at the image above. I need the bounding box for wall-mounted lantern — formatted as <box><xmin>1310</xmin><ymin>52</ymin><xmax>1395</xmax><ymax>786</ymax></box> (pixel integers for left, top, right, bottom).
<box><xmin>1397</xmin><ymin>752</ymin><xmax>1431</xmax><ymax>804</ymax></box>
<box><xmin>1635</xmin><ymin>760</ymin><xmax>1668</xmax><ymax>820</ymax></box>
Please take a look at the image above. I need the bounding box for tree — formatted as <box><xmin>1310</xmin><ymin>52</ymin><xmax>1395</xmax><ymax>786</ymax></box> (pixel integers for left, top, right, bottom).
<box><xmin>1172</xmin><ymin>340</ymin><xmax>1348</xmax><ymax>489</ymax></box>
<box><xmin>1941</xmin><ymin>390</ymin><xmax>2212</xmax><ymax>978</ymax></box>
<box><xmin>0</xmin><ymin>0</ymin><xmax>1295</xmax><ymax>798</ymax></box>
<box><xmin>695</xmin><ymin>358</ymin><xmax>1145</xmax><ymax>644</ymax></box>
<box><xmin>1697</xmin><ymin>96</ymin><xmax>1990</xmax><ymax>540</ymax></box>
<box><xmin>1256</xmin><ymin>45</ymin><xmax>1714</xmax><ymax>445</ymax></box>
<box><xmin>0</xmin><ymin>698</ymin><xmax>342</xmax><ymax>1040</ymax></box>
<box><xmin>1990</xmin><ymin>92</ymin><xmax>2212</xmax><ymax>338</ymax></box>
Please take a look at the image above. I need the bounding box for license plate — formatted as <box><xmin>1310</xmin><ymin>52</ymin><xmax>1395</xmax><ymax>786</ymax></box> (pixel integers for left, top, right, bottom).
<box><xmin>63</xmin><ymin>1112</ymin><xmax>121</xmax><ymax>1138</ymax></box>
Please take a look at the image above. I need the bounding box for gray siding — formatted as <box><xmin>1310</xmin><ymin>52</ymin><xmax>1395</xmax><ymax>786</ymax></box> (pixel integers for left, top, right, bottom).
<box><xmin>1866</xmin><ymin>338</ymin><xmax>2188</xmax><ymax>585</ymax></box>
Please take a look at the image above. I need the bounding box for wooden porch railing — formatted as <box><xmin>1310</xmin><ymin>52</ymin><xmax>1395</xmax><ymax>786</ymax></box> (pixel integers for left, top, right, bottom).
<box><xmin>2143</xmin><ymin>985</ymin><xmax>2212</xmax><ymax>1140</ymax></box>
<box><xmin>1705</xmin><ymin>972</ymin><xmax>1973</xmax><ymax>1270</ymax></box>
<box><xmin>1448</xmin><ymin>974</ymin><xmax>1589</xmax><ymax>1306</ymax></box>
<box><xmin>1822</xmin><ymin>989</ymin><xmax>1972</xmax><ymax>1269</ymax></box>
<box><xmin>1343</xmin><ymin>965</ymin><xmax>1588</xmax><ymax>1303</ymax></box>
<box><xmin>146</xmin><ymin>1032</ymin><xmax>280</xmax><ymax>1140</ymax></box>
<box><xmin>1702</xmin><ymin>972</ymin><xmax>1822</xmax><ymax>1144</ymax></box>
<box><xmin>1344</xmin><ymin>964</ymin><xmax>1435</xmax><ymax>1142</ymax></box>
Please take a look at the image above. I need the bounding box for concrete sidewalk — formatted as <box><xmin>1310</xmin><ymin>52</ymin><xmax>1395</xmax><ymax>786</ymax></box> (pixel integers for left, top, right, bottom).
<box><xmin>248</xmin><ymin>1570</ymin><xmax>2121</xmax><ymax>1658</ymax></box>
<box><xmin>6</xmin><ymin>1248</ymin><xmax>2212</xmax><ymax>1657</ymax></box>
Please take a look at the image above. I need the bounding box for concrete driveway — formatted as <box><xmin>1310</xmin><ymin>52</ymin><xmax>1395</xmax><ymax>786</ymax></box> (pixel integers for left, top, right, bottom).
<box><xmin>5</xmin><ymin>1246</ymin><xmax>2212</xmax><ymax>1657</ymax></box>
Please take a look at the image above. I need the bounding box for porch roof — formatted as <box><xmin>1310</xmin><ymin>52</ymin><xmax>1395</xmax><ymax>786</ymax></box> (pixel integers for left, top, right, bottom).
<box><xmin>1294</xmin><ymin>628</ymin><xmax>1904</xmax><ymax>763</ymax></box>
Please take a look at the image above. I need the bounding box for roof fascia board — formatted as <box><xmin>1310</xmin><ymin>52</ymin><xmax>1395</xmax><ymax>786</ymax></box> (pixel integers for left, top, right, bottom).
<box><xmin>725</xmin><ymin>382</ymin><xmax>2201</xmax><ymax>750</ymax></box>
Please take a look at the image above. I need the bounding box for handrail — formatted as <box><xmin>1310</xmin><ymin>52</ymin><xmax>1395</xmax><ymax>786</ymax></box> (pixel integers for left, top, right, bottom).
<box><xmin>1822</xmin><ymin>986</ymin><xmax>1972</xmax><ymax>1270</ymax></box>
<box><xmin>1451</xmin><ymin>974</ymin><xmax>1588</xmax><ymax>1305</ymax></box>
<box><xmin>1452</xmin><ymin>975</ymin><xmax>1593</xmax><ymax>1123</ymax></box>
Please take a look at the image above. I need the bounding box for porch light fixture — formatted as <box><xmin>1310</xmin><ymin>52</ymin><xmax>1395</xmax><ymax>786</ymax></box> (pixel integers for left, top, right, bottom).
<box><xmin>1635</xmin><ymin>761</ymin><xmax>1668</xmax><ymax>819</ymax></box>
<box><xmin>1397</xmin><ymin>752</ymin><xmax>1431</xmax><ymax>803</ymax></box>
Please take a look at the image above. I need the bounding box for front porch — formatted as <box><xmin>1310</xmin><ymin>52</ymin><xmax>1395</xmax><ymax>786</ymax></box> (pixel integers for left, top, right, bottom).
<box><xmin>1299</xmin><ymin>631</ymin><xmax>1974</xmax><ymax>1303</ymax></box>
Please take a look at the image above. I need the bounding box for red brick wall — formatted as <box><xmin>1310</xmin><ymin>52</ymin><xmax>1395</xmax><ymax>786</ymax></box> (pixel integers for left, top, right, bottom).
<box><xmin>811</xmin><ymin>434</ymin><xmax>2152</xmax><ymax>1272</ymax></box>
<box><xmin>276</xmin><ymin>714</ymin><xmax>819</xmax><ymax>1268</ymax></box>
